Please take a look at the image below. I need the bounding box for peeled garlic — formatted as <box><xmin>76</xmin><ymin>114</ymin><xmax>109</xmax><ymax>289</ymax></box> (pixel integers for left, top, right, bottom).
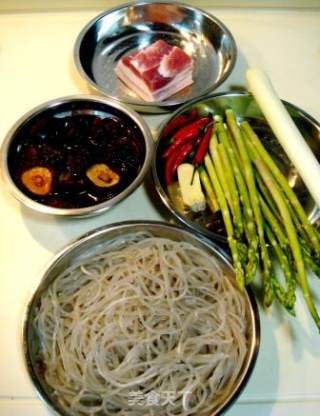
<box><xmin>177</xmin><ymin>163</ymin><xmax>206</xmax><ymax>212</ymax></box>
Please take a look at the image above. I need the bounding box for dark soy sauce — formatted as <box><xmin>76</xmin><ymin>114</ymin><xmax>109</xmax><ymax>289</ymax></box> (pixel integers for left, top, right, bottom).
<box><xmin>8</xmin><ymin>106</ymin><xmax>146</xmax><ymax>209</ymax></box>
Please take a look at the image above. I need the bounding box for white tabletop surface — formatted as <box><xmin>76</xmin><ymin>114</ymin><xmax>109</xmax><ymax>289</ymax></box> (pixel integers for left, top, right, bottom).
<box><xmin>1</xmin><ymin>6</ymin><xmax>320</xmax><ymax>416</ymax></box>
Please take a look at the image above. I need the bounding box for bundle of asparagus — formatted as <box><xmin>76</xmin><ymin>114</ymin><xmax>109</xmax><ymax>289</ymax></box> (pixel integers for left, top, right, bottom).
<box><xmin>197</xmin><ymin>109</ymin><xmax>320</xmax><ymax>329</ymax></box>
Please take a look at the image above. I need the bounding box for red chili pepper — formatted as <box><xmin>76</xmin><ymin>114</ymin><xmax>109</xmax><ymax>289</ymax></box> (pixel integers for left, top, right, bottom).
<box><xmin>163</xmin><ymin>116</ymin><xmax>211</xmax><ymax>159</ymax></box>
<box><xmin>163</xmin><ymin>134</ymin><xmax>197</xmax><ymax>159</ymax></box>
<box><xmin>165</xmin><ymin>141</ymin><xmax>194</xmax><ymax>184</ymax></box>
<box><xmin>161</xmin><ymin>108</ymin><xmax>198</xmax><ymax>139</ymax></box>
<box><xmin>193</xmin><ymin>125</ymin><xmax>214</xmax><ymax>166</ymax></box>
<box><xmin>173</xmin><ymin>116</ymin><xmax>210</xmax><ymax>143</ymax></box>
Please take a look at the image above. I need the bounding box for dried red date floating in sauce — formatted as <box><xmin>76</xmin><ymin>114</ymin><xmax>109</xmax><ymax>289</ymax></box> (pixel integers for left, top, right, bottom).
<box><xmin>8</xmin><ymin>111</ymin><xmax>146</xmax><ymax>209</ymax></box>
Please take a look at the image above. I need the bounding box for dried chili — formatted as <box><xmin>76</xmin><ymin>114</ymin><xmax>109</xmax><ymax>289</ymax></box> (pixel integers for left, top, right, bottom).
<box><xmin>163</xmin><ymin>116</ymin><xmax>210</xmax><ymax>159</ymax></box>
<box><xmin>173</xmin><ymin>116</ymin><xmax>210</xmax><ymax>142</ymax></box>
<box><xmin>193</xmin><ymin>125</ymin><xmax>214</xmax><ymax>166</ymax></box>
<box><xmin>161</xmin><ymin>108</ymin><xmax>198</xmax><ymax>139</ymax></box>
<box><xmin>165</xmin><ymin>141</ymin><xmax>194</xmax><ymax>184</ymax></box>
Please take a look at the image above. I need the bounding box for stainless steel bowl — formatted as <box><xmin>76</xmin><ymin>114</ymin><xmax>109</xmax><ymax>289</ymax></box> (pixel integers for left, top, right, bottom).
<box><xmin>23</xmin><ymin>220</ymin><xmax>260</xmax><ymax>416</ymax></box>
<box><xmin>0</xmin><ymin>95</ymin><xmax>153</xmax><ymax>217</ymax></box>
<box><xmin>74</xmin><ymin>1</ymin><xmax>237</xmax><ymax>113</ymax></box>
<box><xmin>152</xmin><ymin>92</ymin><xmax>320</xmax><ymax>242</ymax></box>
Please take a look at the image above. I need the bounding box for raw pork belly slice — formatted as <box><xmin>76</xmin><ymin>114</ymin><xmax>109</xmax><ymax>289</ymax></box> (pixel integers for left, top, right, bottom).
<box><xmin>115</xmin><ymin>40</ymin><xmax>193</xmax><ymax>102</ymax></box>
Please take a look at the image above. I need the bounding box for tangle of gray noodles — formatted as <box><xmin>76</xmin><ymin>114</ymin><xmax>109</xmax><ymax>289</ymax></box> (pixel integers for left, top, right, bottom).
<box><xmin>34</xmin><ymin>231</ymin><xmax>249</xmax><ymax>415</ymax></box>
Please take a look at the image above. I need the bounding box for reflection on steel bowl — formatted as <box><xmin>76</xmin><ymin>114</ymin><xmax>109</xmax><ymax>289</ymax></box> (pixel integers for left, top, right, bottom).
<box><xmin>23</xmin><ymin>221</ymin><xmax>260</xmax><ymax>416</ymax></box>
<box><xmin>0</xmin><ymin>96</ymin><xmax>153</xmax><ymax>217</ymax></box>
<box><xmin>153</xmin><ymin>92</ymin><xmax>320</xmax><ymax>243</ymax></box>
<box><xmin>74</xmin><ymin>1</ymin><xmax>237</xmax><ymax>113</ymax></box>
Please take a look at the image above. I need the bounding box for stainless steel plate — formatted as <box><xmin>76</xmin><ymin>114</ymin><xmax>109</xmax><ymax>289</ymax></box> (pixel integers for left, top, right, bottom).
<box><xmin>0</xmin><ymin>95</ymin><xmax>153</xmax><ymax>217</ymax></box>
<box><xmin>152</xmin><ymin>92</ymin><xmax>320</xmax><ymax>242</ymax></box>
<box><xmin>74</xmin><ymin>1</ymin><xmax>237</xmax><ymax>113</ymax></box>
<box><xmin>23</xmin><ymin>220</ymin><xmax>260</xmax><ymax>416</ymax></box>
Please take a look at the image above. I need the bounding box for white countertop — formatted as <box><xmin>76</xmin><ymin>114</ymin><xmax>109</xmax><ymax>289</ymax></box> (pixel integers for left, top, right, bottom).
<box><xmin>1</xmin><ymin>6</ymin><xmax>320</xmax><ymax>416</ymax></box>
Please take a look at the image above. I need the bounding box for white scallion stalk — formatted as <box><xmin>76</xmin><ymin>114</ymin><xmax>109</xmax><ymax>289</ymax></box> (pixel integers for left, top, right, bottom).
<box><xmin>246</xmin><ymin>68</ymin><xmax>320</xmax><ymax>208</ymax></box>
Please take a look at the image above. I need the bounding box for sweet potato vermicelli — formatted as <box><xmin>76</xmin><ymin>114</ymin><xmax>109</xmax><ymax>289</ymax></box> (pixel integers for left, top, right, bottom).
<box><xmin>34</xmin><ymin>232</ymin><xmax>249</xmax><ymax>415</ymax></box>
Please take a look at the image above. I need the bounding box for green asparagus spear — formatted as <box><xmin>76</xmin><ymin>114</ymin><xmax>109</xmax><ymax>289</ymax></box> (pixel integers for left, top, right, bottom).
<box><xmin>216</xmin><ymin>129</ymin><xmax>244</xmax><ymax>239</ymax></box>
<box><xmin>256</xmin><ymin>173</ymin><xmax>281</xmax><ymax>221</ymax></box>
<box><xmin>259</xmin><ymin>195</ymin><xmax>288</xmax><ymax>249</ymax></box>
<box><xmin>303</xmin><ymin>251</ymin><xmax>320</xmax><ymax>278</ymax></box>
<box><xmin>259</xmin><ymin>171</ymin><xmax>312</xmax><ymax>249</ymax></box>
<box><xmin>226</xmin><ymin>109</ymin><xmax>274</xmax><ymax>305</ymax></box>
<box><xmin>244</xmin><ymin>134</ymin><xmax>320</xmax><ymax>330</ymax></box>
<box><xmin>198</xmin><ymin>167</ymin><xmax>220</xmax><ymax>213</ymax></box>
<box><xmin>211</xmin><ymin>135</ymin><xmax>250</xmax><ymax>265</ymax></box>
<box><xmin>216</xmin><ymin>120</ymin><xmax>258</xmax><ymax>283</ymax></box>
<box><xmin>264</xmin><ymin>223</ymin><xmax>296</xmax><ymax>313</ymax></box>
<box><xmin>300</xmin><ymin>237</ymin><xmax>320</xmax><ymax>278</ymax></box>
<box><xmin>241</xmin><ymin>120</ymin><xmax>320</xmax><ymax>256</ymax></box>
<box><xmin>204</xmin><ymin>154</ymin><xmax>245</xmax><ymax>289</ymax></box>
<box><xmin>285</xmin><ymin>195</ymin><xmax>311</xmax><ymax>244</ymax></box>
<box><xmin>209</xmin><ymin>133</ymin><xmax>234</xmax><ymax>215</ymax></box>
<box><xmin>259</xmin><ymin>194</ymin><xmax>297</xmax><ymax>306</ymax></box>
